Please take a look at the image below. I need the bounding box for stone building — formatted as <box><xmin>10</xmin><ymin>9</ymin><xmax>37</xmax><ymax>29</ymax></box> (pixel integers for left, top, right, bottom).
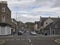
<box><xmin>0</xmin><ymin>1</ymin><xmax>11</xmax><ymax>35</ymax></box>
<box><xmin>40</xmin><ymin>16</ymin><xmax>60</xmax><ymax>35</ymax></box>
<box><xmin>11</xmin><ymin>19</ymin><xmax>18</xmax><ymax>35</ymax></box>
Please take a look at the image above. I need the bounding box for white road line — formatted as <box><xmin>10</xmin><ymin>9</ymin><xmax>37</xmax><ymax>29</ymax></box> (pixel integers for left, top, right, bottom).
<box><xmin>6</xmin><ymin>35</ymin><xmax>13</xmax><ymax>37</ymax></box>
<box><xmin>16</xmin><ymin>39</ymin><xmax>20</xmax><ymax>40</ymax></box>
<box><xmin>28</xmin><ymin>39</ymin><xmax>31</xmax><ymax>43</ymax></box>
<box><xmin>10</xmin><ymin>39</ymin><xmax>15</xmax><ymax>40</ymax></box>
<box><xmin>31</xmin><ymin>44</ymin><xmax>33</xmax><ymax>45</ymax></box>
<box><xmin>21</xmin><ymin>39</ymin><xmax>25</xmax><ymax>40</ymax></box>
<box><xmin>33</xmin><ymin>36</ymin><xmax>37</xmax><ymax>37</ymax></box>
<box><xmin>28</xmin><ymin>39</ymin><xmax>33</xmax><ymax>45</ymax></box>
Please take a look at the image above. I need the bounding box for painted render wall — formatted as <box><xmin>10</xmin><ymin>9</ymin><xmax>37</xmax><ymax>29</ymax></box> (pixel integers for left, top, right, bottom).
<box><xmin>43</xmin><ymin>18</ymin><xmax>54</xmax><ymax>28</ymax></box>
<box><xmin>0</xmin><ymin>26</ymin><xmax>11</xmax><ymax>35</ymax></box>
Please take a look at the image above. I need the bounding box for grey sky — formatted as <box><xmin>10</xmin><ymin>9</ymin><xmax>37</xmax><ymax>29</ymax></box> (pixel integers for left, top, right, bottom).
<box><xmin>0</xmin><ymin>0</ymin><xmax>60</xmax><ymax>23</ymax></box>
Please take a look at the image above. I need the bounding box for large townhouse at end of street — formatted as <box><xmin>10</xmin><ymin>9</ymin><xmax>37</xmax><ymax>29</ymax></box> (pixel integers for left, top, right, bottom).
<box><xmin>39</xmin><ymin>16</ymin><xmax>60</xmax><ymax>35</ymax></box>
<box><xmin>0</xmin><ymin>1</ymin><xmax>11</xmax><ymax>35</ymax></box>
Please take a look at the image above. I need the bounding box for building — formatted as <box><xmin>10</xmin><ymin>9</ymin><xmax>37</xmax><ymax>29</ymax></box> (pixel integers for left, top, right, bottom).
<box><xmin>17</xmin><ymin>21</ymin><xmax>25</xmax><ymax>31</ymax></box>
<box><xmin>11</xmin><ymin>19</ymin><xmax>18</xmax><ymax>35</ymax></box>
<box><xmin>34</xmin><ymin>21</ymin><xmax>40</xmax><ymax>31</ymax></box>
<box><xmin>0</xmin><ymin>1</ymin><xmax>11</xmax><ymax>35</ymax></box>
<box><xmin>40</xmin><ymin>16</ymin><xmax>60</xmax><ymax>35</ymax></box>
<box><xmin>11</xmin><ymin>19</ymin><xmax>25</xmax><ymax>34</ymax></box>
<box><xmin>25</xmin><ymin>22</ymin><xmax>35</xmax><ymax>31</ymax></box>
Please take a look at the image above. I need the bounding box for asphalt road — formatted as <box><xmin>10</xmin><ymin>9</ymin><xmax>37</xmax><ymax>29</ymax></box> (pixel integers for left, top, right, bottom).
<box><xmin>0</xmin><ymin>36</ymin><xmax>60</xmax><ymax>45</ymax></box>
<box><xmin>0</xmin><ymin>32</ymin><xmax>60</xmax><ymax>45</ymax></box>
<box><xmin>31</xmin><ymin>39</ymin><xmax>60</xmax><ymax>45</ymax></box>
<box><xmin>5</xmin><ymin>39</ymin><xmax>30</xmax><ymax>45</ymax></box>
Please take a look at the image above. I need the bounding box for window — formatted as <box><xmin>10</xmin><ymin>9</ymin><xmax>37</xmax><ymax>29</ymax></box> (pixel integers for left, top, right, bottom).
<box><xmin>55</xmin><ymin>24</ymin><xmax>58</xmax><ymax>28</ymax></box>
<box><xmin>2</xmin><ymin>7</ymin><xmax>5</xmax><ymax>12</ymax></box>
<box><xmin>2</xmin><ymin>15</ymin><xmax>5</xmax><ymax>22</ymax></box>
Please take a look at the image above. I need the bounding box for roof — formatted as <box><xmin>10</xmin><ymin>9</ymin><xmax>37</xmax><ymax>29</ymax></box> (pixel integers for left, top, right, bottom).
<box><xmin>35</xmin><ymin>21</ymin><xmax>40</xmax><ymax>24</ymax></box>
<box><xmin>40</xmin><ymin>17</ymin><xmax>60</xmax><ymax>22</ymax></box>
<box><xmin>0</xmin><ymin>1</ymin><xmax>7</xmax><ymax>4</ymax></box>
<box><xmin>44</xmin><ymin>19</ymin><xmax>60</xmax><ymax>29</ymax></box>
<box><xmin>40</xmin><ymin>17</ymin><xmax>48</xmax><ymax>22</ymax></box>
<box><xmin>40</xmin><ymin>17</ymin><xmax>60</xmax><ymax>29</ymax></box>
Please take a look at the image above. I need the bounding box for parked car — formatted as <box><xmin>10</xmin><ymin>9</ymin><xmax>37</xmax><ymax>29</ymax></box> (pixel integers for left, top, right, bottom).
<box><xmin>35</xmin><ymin>31</ymin><xmax>40</xmax><ymax>34</ymax></box>
<box><xmin>18</xmin><ymin>31</ymin><xmax>24</xmax><ymax>35</ymax></box>
<box><xmin>30</xmin><ymin>31</ymin><xmax>37</xmax><ymax>35</ymax></box>
<box><xmin>45</xmin><ymin>32</ymin><xmax>47</xmax><ymax>36</ymax></box>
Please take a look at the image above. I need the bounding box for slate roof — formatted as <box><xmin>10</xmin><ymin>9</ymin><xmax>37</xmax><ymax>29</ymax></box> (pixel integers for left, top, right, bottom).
<box><xmin>40</xmin><ymin>17</ymin><xmax>60</xmax><ymax>29</ymax></box>
<box><xmin>40</xmin><ymin>17</ymin><xmax>60</xmax><ymax>22</ymax></box>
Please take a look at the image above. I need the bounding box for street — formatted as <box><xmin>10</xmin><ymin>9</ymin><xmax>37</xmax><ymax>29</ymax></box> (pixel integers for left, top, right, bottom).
<box><xmin>0</xmin><ymin>0</ymin><xmax>60</xmax><ymax>45</ymax></box>
<box><xmin>0</xmin><ymin>32</ymin><xmax>60</xmax><ymax>45</ymax></box>
<box><xmin>5</xmin><ymin>39</ymin><xmax>30</xmax><ymax>45</ymax></box>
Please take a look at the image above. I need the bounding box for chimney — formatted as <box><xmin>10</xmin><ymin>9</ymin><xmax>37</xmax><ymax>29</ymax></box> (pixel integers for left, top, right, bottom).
<box><xmin>58</xmin><ymin>16</ymin><xmax>59</xmax><ymax>18</ymax></box>
<box><xmin>0</xmin><ymin>1</ymin><xmax>7</xmax><ymax>5</ymax></box>
<box><xmin>40</xmin><ymin>16</ymin><xmax>42</xmax><ymax>22</ymax></box>
<box><xmin>49</xmin><ymin>16</ymin><xmax>50</xmax><ymax>18</ymax></box>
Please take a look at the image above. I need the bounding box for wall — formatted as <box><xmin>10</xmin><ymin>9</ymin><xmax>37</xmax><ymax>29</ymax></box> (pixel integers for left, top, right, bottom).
<box><xmin>0</xmin><ymin>26</ymin><xmax>11</xmax><ymax>35</ymax></box>
<box><xmin>0</xmin><ymin>2</ymin><xmax>11</xmax><ymax>25</ymax></box>
<box><xmin>43</xmin><ymin>18</ymin><xmax>53</xmax><ymax>28</ymax></box>
<box><xmin>34</xmin><ymin>24</ymin><xmax>38</xmax><ymax>31</ymax></box>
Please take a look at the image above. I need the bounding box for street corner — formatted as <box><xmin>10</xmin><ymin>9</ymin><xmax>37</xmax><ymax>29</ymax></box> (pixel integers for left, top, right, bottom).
<box><xmin>54</xmin><ymin>39</ymin><xmax>60</xmax><ymax>44</ymax></box>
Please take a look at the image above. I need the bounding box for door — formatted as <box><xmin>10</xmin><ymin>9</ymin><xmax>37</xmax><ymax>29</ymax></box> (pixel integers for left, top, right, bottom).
<box><xmin>1</xmin><ymin>27</ymin><xmax>5</xmax><ymax>35</ymax></box>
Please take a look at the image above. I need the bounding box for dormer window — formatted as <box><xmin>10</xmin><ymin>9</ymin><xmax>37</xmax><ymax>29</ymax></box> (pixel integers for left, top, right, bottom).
<box><xmin>2</xmin><ymin>7</ymin><xmax>5</xmax><ymax>12</ymax></box>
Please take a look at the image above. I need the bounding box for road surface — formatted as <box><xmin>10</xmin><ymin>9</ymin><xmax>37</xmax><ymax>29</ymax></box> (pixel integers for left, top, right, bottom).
<box><xmin>0</xmin><ymin>32</ymin><xmax>60</xmax><ymax>45</ymax></box>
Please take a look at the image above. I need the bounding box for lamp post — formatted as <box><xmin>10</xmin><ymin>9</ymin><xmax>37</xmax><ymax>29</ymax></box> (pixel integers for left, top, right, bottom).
<box><xmin>15</xmin><ymin>12</ymin><xmax>18</xmax><ymax>35</ymax></box>
<box><xmin>15</xmin><ymin>12</ymin><xmax>18</xmax><ymax>22</ymax></box>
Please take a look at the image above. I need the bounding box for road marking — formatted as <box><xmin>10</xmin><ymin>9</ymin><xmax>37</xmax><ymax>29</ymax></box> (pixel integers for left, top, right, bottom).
<box><xmin>6</xmin><ymin>35</ymin><xmax>13</xmax><ymax>37</ymax></box>
<box><xmin>33</xmin><ymin>36</ymin><xmax>37</xmax><ymax>37</ymax></box>
<box><xmin>31</xmin><ymin>44</ymin><xmax>33</xmax><ymax>45</ymax></box>
<box><xmin>16</xmin><ymin>39</ymin><xmax>20</xmax><ymax>40</ymax></box>
<box><xmin>21</xmin><ymin>39</ymin><xmax>25</xmax><ymax>40</ymax></box>
<box><xmin>28</xmin><ymin>39</ymin><xmax>31</xmax><ymax>43</ymax></box>
<box><xmin>10</xmin><ymin>39</ymin><xmax>15</xmax><ymax>40</ymax></box>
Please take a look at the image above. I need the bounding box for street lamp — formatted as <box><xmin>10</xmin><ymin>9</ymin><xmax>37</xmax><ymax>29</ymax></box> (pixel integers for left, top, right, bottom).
<box><xmin>15</xmin><ymin>12</ymin><xmax>18</xmax><ymax>35</ymax></box>
<box><xmin>16</xmin><ymin>12</ymin><xmax>17</xmax><ymax>21</ymax></box>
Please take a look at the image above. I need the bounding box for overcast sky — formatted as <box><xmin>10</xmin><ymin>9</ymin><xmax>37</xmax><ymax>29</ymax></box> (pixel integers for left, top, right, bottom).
<box><xmin>0</xmin><ymin>0</ymin><xmax>60</xmax><ymax>23</ymax></box>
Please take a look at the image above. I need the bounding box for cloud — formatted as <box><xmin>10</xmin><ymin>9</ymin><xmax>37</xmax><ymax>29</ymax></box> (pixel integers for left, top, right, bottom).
<box><xmin>0</xmin><ymin>0</ymin><xmax>7</xmax><ymax>1</ymax></box>
<box><xmin>11</xmin><ymin>13</ymin><xmax>40</xmax><ymax>23</ymax></box>
<box><xmin>1</xmin><ymin>0</ymin><xmax>60</xmax><ymax>22</ymax></box>
<box><xmin>16</xmin><ymin>14</ymin><xmax>40</xmax><ymax>23</ymax></box>
<box><xmin>53</xmin><ymin>0</ymin><xmax>60</xmax><ymax>7</ymax></box>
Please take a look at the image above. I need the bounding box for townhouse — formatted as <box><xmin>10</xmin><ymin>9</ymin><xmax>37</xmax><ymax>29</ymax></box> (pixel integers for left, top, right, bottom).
<box><xmin>0</xmin><ymin>1</ymin><xmax>11</xmax><ymax>35</ymax></box>
<box><xmin>40</xmin><ymin>16</ymin><xmax>60</xmax><ymax>35</ymax></box>
<box><xmin>17</xmin><ymin>21</ymin><xmax>25</xmax><ymax>31</ymax></box>
<box><xmin>34</xmin><ymin>21</ymin><xmax>40</xmax><ymax>31</ymax></box>
<box><xmin>11</xmin><ymin>19</ymin><xmax>18</xmax><ymax>35</ymax></box>
<box><xmin>25</xmin><ymin>22</ymin><xmax>35</xmax><ymax>31</ymax></box>
<box><xmin>11</xmin><ymin>19</ymin><xmax>25</xmax><ymax>34</ymax></box>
